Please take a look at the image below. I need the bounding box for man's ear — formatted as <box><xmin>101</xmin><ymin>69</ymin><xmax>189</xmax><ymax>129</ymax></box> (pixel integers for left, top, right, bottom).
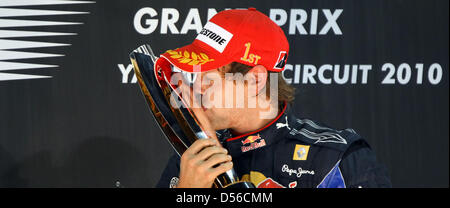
<box><xmin>245</xmin><ymin>65</ymin><xmax>268</xmax><ymax>97</ymax></box>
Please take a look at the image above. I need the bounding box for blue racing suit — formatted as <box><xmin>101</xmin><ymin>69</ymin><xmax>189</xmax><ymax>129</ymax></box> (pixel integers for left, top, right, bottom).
<box><xmin>156</xmin><ymin>104</ymin><xmax>392</xmax><ymax>188</ymax></box>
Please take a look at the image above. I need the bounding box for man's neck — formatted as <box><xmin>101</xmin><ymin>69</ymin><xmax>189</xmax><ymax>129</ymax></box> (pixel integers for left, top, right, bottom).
<box><xmin>230</xmin><ymin>101</ymin><xmax>280</xmax><ymax>135</ymax></box>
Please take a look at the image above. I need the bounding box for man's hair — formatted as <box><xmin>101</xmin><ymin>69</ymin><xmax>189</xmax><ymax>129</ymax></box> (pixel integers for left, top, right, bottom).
<box><xmin>220</xmin><ymin>62</ymin><xmax>295</xmax><ymax>104</ymax></box>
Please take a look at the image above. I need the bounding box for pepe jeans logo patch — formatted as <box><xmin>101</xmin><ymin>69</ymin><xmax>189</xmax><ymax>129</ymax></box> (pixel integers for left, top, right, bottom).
<box><xmin>281</xmin><ymin>164</ymin><xmax>315</xmax><ymax>178</ymax></box>
<box><xmin>195</xmin><ymin>22</ymin><xmax>233</xmax><ymax>53</ymax></box>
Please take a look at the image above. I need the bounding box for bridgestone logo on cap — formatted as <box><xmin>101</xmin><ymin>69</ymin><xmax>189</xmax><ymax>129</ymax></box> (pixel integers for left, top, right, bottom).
<box><xmin>196</xmin><ymin>22</ymin><xmax>233</xmax><ymax>53</ymax></box>
<box><xmin>274</xmin><ymin>51</ymin><xmax>288</xmax><ymax>69</ymax></box>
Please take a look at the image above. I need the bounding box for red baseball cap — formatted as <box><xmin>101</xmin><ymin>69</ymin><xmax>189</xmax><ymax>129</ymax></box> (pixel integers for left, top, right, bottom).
<box><xmin>160</xmin><ymin>8</ymin><xmax>289</xmax><ymax>73</ymax></box>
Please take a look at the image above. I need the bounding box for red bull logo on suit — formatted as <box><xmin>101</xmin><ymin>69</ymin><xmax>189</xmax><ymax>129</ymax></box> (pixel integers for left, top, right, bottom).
<box><xmin>241</xmin><ymin>134</ymin><xmax>266</xmax><ymax>152</ymax></box>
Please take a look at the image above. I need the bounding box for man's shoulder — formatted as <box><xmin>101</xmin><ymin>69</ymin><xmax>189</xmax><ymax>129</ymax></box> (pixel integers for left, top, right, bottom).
<box><xmin>277</xmin><ymin>113</ymin><xmax>365</xmax><ymax>153</ymax></box>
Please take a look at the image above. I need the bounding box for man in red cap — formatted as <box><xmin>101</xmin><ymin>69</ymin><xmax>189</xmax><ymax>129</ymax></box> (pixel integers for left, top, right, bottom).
<box><xmin>156</xmin><ymin>8</ymin><xmax>391</xmax><ymax>188</ymax></box>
